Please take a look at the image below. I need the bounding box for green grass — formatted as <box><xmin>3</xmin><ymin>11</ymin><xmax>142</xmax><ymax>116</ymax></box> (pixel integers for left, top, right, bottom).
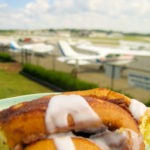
<box><xmin>74</xmin><ymin>37</ymin><xmax>120</xmax><ymax>45</ymax></box>
<box><xmin>0</xmin><ymin>70</ymin><xmax>53</xmax><ymax>99</ymax></box>
<box><xmin>123</xmin><ymin>36</ymin><xmax>150</xmax><ymax>42</ymax></box>
<box><xmin>73</xmin><ymin>35</ymin><xmax>150</xmax><ymax>46</ymax></box>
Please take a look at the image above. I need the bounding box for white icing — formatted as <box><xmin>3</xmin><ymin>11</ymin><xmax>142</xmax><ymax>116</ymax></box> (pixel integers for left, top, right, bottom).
<box><xmin>54</xmin><ymin>136</ymin><xmax>75</xmax><ymax>150</ymax></box>
<box><xmin>129</xmin><ymin>99</ymin><xmax>147</xmax><ymax>120</ymax></box>
<box><xmin>90</xmin><ymin>130</ymin><xmax>127</xmax><ymax>150</ymax></box>
<box><xmin>48</xmin><ymin>133</ymin><xmax>75</xmax><ymax>150</ymax></box>
<box><xmin>45</xmin><ymin>94</ymin><xmax>100</xmax><ymax>133</ymax></box>
<box><xmin>51</xmin><ymin>133</ymin><xmax>75</xmax><ymax>150</ymax></box>
<box><xmin>48</xmin><ymin>132</ymin><xmax>74</xmax><ymax>138</ymax></box>
<box><xmin>127</xmin><ymin>129</ymin><xmax>142</xmax><ymax>150</ymax></box>
<box><xmin>44</xmin><ymin>95</ymin><xmax>143</xmax><ymax>150</ymax></box>
<box><xmin>90</xmin><ymin>129</ymin><xmax>142</xmax><ymax>150</ymax></box>
<box><xmin>47</xmin><ymin>128</ymin><xmax>142</xmax><ymax>150</ymax></box>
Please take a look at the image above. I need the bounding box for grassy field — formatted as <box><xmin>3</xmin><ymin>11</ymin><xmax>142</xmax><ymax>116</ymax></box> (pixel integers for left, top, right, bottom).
<box><xmin>0</xmin><ymin>69</ymin><xmax>53</xmax><ymax>99</ymax></box>
<box><xmin>74</xmin><ymin>35</ymin><xmax>150</xmax><ymax>46</ymax></box>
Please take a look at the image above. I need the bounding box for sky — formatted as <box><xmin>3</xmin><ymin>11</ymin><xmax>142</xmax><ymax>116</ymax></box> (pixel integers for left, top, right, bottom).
<box><xmin>0</xmin><ymin>0</ymin><xmax>150</xmax><ymax>33</ymax></box>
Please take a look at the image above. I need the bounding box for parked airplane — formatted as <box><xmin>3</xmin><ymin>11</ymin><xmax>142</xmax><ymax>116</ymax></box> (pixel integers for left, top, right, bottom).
<box><xmin>57</xmin><ymin>40</ymin><xmax>101</xmax><ymax>68</ymax></box>
<box><xmin>120</xmin><ymin>40</ymin><xmax>150</xmax><ymax>50</ymax></box>
<box><xmin>0</xmin><ymin>38</ymin><xmax>12</xmax><ymax>46</ymax></box>
<box><xmin>9</xmin><ymin>41</ymin><xmax>21</xmax><ymax>52</ymax></box>
<box><xmin>58</xmin><ymin>40</ymin><xmax>149</xmax><ymax>69</ymax></box>
<box><xmin>77</xmin><ymin>43</ymin><xmax>150</xmax><ymax>65</ymax></box>
<box><xmin>9</xmin><ymin>41</ymin><xmax>54</xmax><ymax>54</ymax></box>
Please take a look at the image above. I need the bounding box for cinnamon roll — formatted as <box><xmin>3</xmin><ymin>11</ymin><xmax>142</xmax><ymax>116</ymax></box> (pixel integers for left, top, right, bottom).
<box><xmin>0</xmin><ymin>88</ymin><xmax>147</xmax><ymax>150</ymax></box>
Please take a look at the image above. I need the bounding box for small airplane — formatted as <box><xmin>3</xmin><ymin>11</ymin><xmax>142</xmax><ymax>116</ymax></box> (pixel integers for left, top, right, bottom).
<box><xmin>57</xmin><ymin>40</ymin><xmax>101</xmax><ymax>68</ymax></box>
<box><xmin>77</xmin><ymin>43</ymin><xmax>150</xmax><ymax>65</ymax></box>
<box><xmin>9</xmin><ymin>41</ymin><xmax>21</xmax><ymax>52</ymax></box>
<box><xmin>0</xmin><ymin>38</ymin><xmax>12</xmax><ymax>47</ymax></box>
<box><xmin>9</xmin><ymin>41</ymin><xmax>54</xmax><ymax>54</ymax></box>
<box><xmin>120</xmin><ymin>40</ymin><xmax>150</xmax><ymax>50</ymax></box>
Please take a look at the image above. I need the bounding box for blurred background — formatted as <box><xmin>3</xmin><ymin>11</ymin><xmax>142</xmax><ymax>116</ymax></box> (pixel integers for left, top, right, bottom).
<box><xmin>0</xmin><ymin>0</ymin><xmax>150</xmax><ymax>105</ymax></box>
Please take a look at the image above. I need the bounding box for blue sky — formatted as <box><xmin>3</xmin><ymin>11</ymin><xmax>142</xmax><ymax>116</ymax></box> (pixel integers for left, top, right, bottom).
<box><xmin>0</xmin><ymin>0</ymin><xmax>31</xmax><ymax>8</ymax></box>
<box><xmin>0</xmin><ymin>0</ymin><xmax>150</xmax><ymax>33</ymax></box>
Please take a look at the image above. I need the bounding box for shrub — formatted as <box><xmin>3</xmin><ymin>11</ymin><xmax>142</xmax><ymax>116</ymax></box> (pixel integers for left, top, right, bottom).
<box><xmin>22</xmin><ymin>64</ymin><xmax>98</xmax><ymax>91</ymax></box>
<box><xmin>145</xmin><ymin>100</ymin><xmax>150</xmax><ymax>107</ymax></box>
<box><xmin>0</xmin><ymin>52</ymin><xmax>13</xmax><ymax>62</ymax></box>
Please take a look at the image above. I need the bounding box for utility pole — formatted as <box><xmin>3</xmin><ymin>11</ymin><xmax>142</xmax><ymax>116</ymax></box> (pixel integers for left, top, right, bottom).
<box><xmin>110</xmin><ymin>65</ymin><xmax>115</xmax><ymax>89</ymax></box>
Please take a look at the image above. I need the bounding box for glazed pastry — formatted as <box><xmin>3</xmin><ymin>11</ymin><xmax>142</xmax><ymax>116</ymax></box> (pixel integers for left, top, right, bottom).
<box><xmin>0</xmin><ymin>88</ymin><xmax>147</xmax><ymax>150</ymax></box>
<box><xmin>25</xmin><ymin>137</ymin><xmax>102</xmax><ymax>150</ymax></box>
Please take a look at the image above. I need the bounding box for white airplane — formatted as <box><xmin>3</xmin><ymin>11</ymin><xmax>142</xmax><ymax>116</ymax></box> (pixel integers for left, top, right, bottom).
<box><xmin>57</xmin><ymin>40</ymin><xmax>101</xmax><ymax>68</ymax></box>
<box><xmin>77</xmin><ymin>43</ymin><xmax>150</xmax><ymax>65</ymax></box>
<box><xmin>9</xmin><ymin>41</ymin><xmax>54</xmax><ymax>54</ymax></box>
<box><xmin>22</xmin><ymin>43</ymin><xmax>54</xmax><ymax>54</ymax></box>
<box><xmin>0</xmin><ymin>38</ymin><xmax>12</xmax><ymax>46</ymax></box>
<box><xmin>120</xmin><ymin>40</ymin><xmax>150</xmax><ymax>50</ymax></box>
<box><xmin>9</xmin><ymin>41</ymin><xmax>21</xmax><ymax>52</ymax></box>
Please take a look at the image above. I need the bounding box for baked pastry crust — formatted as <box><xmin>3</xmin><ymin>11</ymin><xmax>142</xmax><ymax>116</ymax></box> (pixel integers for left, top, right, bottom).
<box><xmin>0</xmin><ymin>88</ymin><xmax>145</xmax><ymax>150</ymax></box>
<box><xmin>25</xmin><ymin>138</ymin><xmax>101</xmax><ymax>150</ymax></box>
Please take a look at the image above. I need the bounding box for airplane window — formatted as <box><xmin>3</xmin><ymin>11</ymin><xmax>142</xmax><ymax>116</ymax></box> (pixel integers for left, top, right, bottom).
<box><xmin>106</xmin><ymin>54</ymin><xmax>121</xmax><ymax>58</ymax></box>
<box><xmin>106</xmin><ymin>54</ymin><xmax>113</xmax><ymax>58</ymax></box>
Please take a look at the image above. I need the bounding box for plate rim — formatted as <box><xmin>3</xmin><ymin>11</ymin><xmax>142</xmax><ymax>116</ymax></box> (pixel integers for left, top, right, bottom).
<box><xmin>0</xmin><ymin>92</ymin><xmax>59</xmax><ymax>111</ymax></box>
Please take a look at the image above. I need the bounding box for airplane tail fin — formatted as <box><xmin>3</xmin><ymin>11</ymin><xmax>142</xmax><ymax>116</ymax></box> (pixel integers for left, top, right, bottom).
<box><xmin>10</xmin><ymin>41</ymin><xmax>20</xmax><ymax>51</ymax></box>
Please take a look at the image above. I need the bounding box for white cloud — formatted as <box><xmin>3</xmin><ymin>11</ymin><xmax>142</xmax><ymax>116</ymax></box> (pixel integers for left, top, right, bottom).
<box><xmin>0</xmin><ymin>0</ymin><xmax>150</xmax><ymax>33</ymax></box>
<box><xmin>25</xmin><ymin>0</ymin><xmax>50</xmax><ymax>15</ymax></box>
<box><xmin>0</xmin><ymin>2</ymin><xmax>8</xmax><ymax>9</ymax></box>
<box><xmin>51</xmin><ymin>0</ymin><xmax>75</xmax><ymax>13</ymax></box>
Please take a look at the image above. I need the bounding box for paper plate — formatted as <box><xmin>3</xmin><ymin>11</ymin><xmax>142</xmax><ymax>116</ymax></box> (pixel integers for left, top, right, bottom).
<box><xmin>0</xmin><ymin>93</ymin><xmax>57</xmax><ymax>111</ymax></box>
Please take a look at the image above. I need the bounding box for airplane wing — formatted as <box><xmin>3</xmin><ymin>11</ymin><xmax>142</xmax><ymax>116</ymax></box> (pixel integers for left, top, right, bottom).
<box><xmin>78</xmin><ymin>44</ymin><xmax>150</xmax><ymax>56</ymax></box>
<box><xmin>57</xmin><ymin>55</ymin><xmax>100</xmax><ymax>65</ymax></box>
<box><xmin>57</xmin><ymin>56</ymin><xmax>91</xmax><ymax>65</ymax></box>
<box><xmin>66</xmin><ymin>55</ymin><xmax>101</xmax><ymax>60</ymax></box>
<box><xmin>67</xmin><ymin>60</ymin><xmax>90</xmax><ymax>65</ymax></box>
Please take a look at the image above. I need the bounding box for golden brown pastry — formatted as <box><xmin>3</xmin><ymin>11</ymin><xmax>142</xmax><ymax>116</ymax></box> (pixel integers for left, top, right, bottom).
<box><xmin>0</xmin><ymin>88</ymin><xmax>147</xmax><ymax>150</ymax></box>
<box><xmin>25</xmin><ymin>138</ymin><xmax>101</xmax><ymax>150</ymax></box>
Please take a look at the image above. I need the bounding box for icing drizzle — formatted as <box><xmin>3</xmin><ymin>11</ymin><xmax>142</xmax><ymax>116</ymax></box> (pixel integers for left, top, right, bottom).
<box><xmin>129</xmin><ymin>99</ymin><xmax>147</xmax><ymax>121</ymax></box>
<box><xmin>45</xmin><ymin>95</ymin><xmax>100</xmax><ymax>133</ymax></box>
<box><xmin>44</xmin><ymin>95</ymin><xmax>143</xmax><ymax>150</ymax></box>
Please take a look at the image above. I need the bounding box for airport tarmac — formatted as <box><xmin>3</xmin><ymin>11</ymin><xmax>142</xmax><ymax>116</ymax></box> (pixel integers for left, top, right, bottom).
<box><xmin>1</xmin><ymin>35</ymin><xmax>149</xmax><ymax>103</ymax></box>
<box><xmin>13</xmin><ymin>51</ymin><xmax>150</xmax><ymax>104</ymax></box>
